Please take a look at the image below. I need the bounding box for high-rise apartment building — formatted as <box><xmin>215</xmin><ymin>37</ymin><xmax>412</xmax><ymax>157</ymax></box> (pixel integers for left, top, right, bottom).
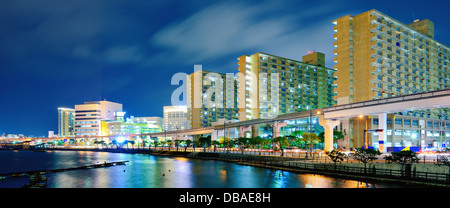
<box><xmin>237</xmin><ymin>52</ymin><xmax>337</xmax><ymax>120</ymax></box>
<box><xmin>74</xmin><ymin>100</ymin><xmax>123</xmax><ymax>136</ymax></box>
<box><xmin>57</xmin><ymin>107</ymin><xmax>75</xmax><ymax>137</ymax></box>
<box><xmin>333</xmin><ymin>9</ymin><xmax>450</xmax><ymax>150</ymax></box>
<box><xmin>187</xmin><ymin>69</ymin><xmax>239</xmax><ymax>128</ymax></box>
<box><xmin>164</xmin><ymin>106</ymin><xmax>190</xmax><ymax>131</ymax></box>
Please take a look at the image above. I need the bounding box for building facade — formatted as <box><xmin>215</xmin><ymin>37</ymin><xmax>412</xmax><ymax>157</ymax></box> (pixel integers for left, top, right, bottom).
<box><xmin>134</xmin><ymin>117</ymin><xmax>164</xmax><ymax>130</ymax></box>
<box><xmin>332</xmin><ymin>9</ymin><xmax>450</xmax><ymax>150</ymax></box>
<box><xmin>58</xmin><ymin>107</ymin><xmax>75</xmax><ymax>137</ymax></box>
<box><xmin>163</xmin><ymin>106</ymin><xmax>190</xmax><ymax>131</ymax></box>
<box><xmin>101</xmin><ymin>113</ymin><xmax>162</xmax><ymax>136</ymax></box>
<box><xmin>187</xmin><ymin>69</ymin><xmax>239</xmax><ymax>129</ymax></box>
<box><xmin>237</xmin><ymin>52</ymin><xmax>337</xmax><ymax>120</ymax></box>
<box><xmin>74</xmin><ymin>101</ymin><xmax>123</xmax><ymax>137</ymax></box>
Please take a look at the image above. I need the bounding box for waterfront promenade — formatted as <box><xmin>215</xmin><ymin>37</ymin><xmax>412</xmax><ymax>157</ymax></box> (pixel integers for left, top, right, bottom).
<box><xmin>36</xmin><ymin>146</ymin><xmax>450</xmax><ymax>187</ymax></box>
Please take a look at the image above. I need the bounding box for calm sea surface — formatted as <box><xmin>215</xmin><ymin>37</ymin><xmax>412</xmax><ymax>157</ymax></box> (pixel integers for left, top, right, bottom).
<box><xmin>0</xmin><ymin>150</ymin><xmax>409</xmax><ymax>188</ymax></box>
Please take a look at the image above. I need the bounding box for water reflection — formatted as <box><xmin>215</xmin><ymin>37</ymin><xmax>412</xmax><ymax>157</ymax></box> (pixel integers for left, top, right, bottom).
<box><xmin>0</xmin><ymin>151</ymin><xmax>405</xmax><ymax>188</ymax></box>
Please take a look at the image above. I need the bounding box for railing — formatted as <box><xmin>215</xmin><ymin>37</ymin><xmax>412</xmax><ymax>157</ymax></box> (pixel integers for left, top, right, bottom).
<box><xmin>227</xmin><ymin>156</ymin><xmax>450</xmax><ymax>184</ymax></box>
<box><xmin>45</xmin><ymin>145</ymin><xmax>450</xmax><ymax>184</ymax></box>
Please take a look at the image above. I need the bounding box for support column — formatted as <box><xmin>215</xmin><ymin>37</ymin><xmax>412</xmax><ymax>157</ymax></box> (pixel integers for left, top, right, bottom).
<box><xmin>318</xmin><ymin>115</ymin><xmax>340</xmax><ymax>152</ymax></box>
<box><xmin>378</xmin><ymin>113</ymin><xmax>387</xmax><ymax>153</ymax></box>
<box><xmin>211</xmin><ymin>130</ymin><xmax>217</xmax><ymax>141</ymax></box>
<box><xmin>239</xmin><ymin>126</ymin><xmax>252</xmax><ymax>138</ymax></box>
<box><xmin>272</xmin><ymin>121</ymin><xmax>287</xmax><ymax>138</ymax></box>
<box><xmin>252</xmin><ymin>124</ymin><xmax>259</xmax><ymax>138</ymax></box>
<box><xmin>323</xmin><ymin>125</ymin><xmax>335</xmax><ymax>153</ymax></box>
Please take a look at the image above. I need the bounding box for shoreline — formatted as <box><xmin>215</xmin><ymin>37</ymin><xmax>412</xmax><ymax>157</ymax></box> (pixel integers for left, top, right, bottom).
<box><xmin>52</xmin><ymin>149</ymin><xmax>450</xmax><ymax>188</ymax></box>
<box><xmin>6</xmin><ymin>148</ymin><xmax>450</xmax><ymax>188</ymax></box>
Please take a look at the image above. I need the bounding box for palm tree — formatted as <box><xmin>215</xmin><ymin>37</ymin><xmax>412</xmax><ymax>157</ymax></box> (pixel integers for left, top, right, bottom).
<box><xmin>111</xmin><ymin>140</ymin><xmax>118</xmax><ymax>149</ymax></box>
<box><xmin>93</xmin><ymin>140</ymin><xmax>105</xmax><ymax>149</ymax></box>
<box><xmin>167</xmin><ymin>140</ymin><xmax>174</xmax><ymax>151</ymax></box>
<box><xmin>152</xmin><ymin>139</ymin><xmax>158</xmax><ymax>150</ymax></box>
<box><xmin>185</xmin><ymin>140</ymin><xmax>192</xmax><ymax>152</ymax></box>
<box><xmin>175</xmin><ymin>139</ymin><xmax>181</xmax><ymax>152</ymax></box>
<box><xmin>125</xmin><ymin>140</ymin><xmax>135</xmax><ymax>149</ymax></box>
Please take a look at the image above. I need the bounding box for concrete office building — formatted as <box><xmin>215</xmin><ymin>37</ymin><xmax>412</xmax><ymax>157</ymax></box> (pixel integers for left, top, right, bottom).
<box><xmin>74</xmin><ymin>100</ymin><xmax>123</xmax><ymax>136</ymax></box>
<box><xmin>332</xmin><ymin>9</ymin><xmax>450</xmax><ymax>150</ymax></box>
<box><xmin>164</xmin><ymin>106</ymin><xmax>190</xmax><ymax>131</ymax></box>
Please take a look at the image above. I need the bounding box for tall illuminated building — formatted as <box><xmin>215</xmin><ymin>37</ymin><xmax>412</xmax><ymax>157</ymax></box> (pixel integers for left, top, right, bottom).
<box><xmin>237</xmin><ymin>52</ymin><xmax>336</xmax><ymax>120</ymax></box>
<box><xmin>332</xmin><ymin>9</ymin><xmax>450</xmax><ymax>150</ymax></box>
<box><xmin>58</xmin><ymin>107</ymin><xmax>75</xmax><ymax>137</ymax></box>
<box><xmin>164</xmin><ymin>106</ymin><xmax>190</xmax><ymax>131</ymax></box>
<box><xmin>74</xmin><ymin>100</ymin><xmax>123</xmax><ymax>136</ymax></box>
<box><xmin>187</xmin><ymin>69</ymin><xmax>239</xmax><ymax>129</ymax></box>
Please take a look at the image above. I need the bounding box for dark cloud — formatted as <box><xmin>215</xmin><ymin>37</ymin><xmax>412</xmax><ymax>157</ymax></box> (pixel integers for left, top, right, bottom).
<box><xmin>1</xmin><ymin>0</ymin><xmax>450</xmax><ymax>136</ymax></box>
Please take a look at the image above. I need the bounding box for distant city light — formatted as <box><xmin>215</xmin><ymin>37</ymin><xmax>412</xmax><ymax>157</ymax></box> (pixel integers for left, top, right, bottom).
<box><xmin>116</xmin><ymin>136</ymin><xmax>126</xmax><ymax>143</ymax></box>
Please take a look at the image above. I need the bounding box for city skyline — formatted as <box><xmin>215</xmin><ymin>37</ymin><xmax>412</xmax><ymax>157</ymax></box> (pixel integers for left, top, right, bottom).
<box><xmin>1</xmin><ymin>0</ymin><xmax>450</xmax><ymax>136</ymax></box>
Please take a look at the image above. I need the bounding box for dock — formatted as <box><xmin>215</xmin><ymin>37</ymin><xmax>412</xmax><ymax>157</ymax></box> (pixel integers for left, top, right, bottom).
<box><xmin>0</xmin><ymin>161</ymin><xmax>128</xmax><ymax>188</ymax></box>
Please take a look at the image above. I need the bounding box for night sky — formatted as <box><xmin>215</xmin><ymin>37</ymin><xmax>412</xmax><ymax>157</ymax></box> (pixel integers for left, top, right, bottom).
<box><xmin>1</xmin><ymin>0</ymin><xmax>449</xmax><ymax>137</ymax></box>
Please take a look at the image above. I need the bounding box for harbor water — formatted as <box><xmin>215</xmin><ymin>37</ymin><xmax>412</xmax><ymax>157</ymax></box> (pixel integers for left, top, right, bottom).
<box><xmin>0</xmin><ymin>150</ymin><xmax>409</xmax><ymax>188</ymax></box>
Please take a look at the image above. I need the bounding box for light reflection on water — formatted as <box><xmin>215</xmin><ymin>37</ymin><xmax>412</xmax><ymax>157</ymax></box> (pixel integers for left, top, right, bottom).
<box><xmin>0</xmin><ymin>150</ymin><xmax>404</xmax><ymax>188</ymax></box>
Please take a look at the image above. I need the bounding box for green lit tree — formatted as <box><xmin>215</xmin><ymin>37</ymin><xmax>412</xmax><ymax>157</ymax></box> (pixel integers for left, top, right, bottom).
<box><xmin>236</xmin><ymin>137</ymin><xmax>251</xmax><ymax>155</ymax></box>
<box><xmin>199</xmin><ymin>135</ymin><xmax>211</xmax><ymax>152</ymax></box>
<box><xmin>300</xmin><ymin>133</ymin><xmax>320</xmax><ymax>158</ymax></box>
<box><xmin>219</xmin><ymin>137</ymin><xmax>233</xmax><ymax>153</ymax></box>
<box><xmin>251</xmin><ymin>136</ymin><xmax>266</xmax><ymax>155</ymax></box>
<box><xmin>273</xmin><ymin>136</ymin><xmax>289</xmax><ymax>157</ymax></box>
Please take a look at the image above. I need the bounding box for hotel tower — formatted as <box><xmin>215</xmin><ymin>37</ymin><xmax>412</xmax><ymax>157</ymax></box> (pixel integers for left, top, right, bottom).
<box><xmin>333</xmin><ymin>9</ymin><xmax>450</xmax><ymax>150</ymax></box>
